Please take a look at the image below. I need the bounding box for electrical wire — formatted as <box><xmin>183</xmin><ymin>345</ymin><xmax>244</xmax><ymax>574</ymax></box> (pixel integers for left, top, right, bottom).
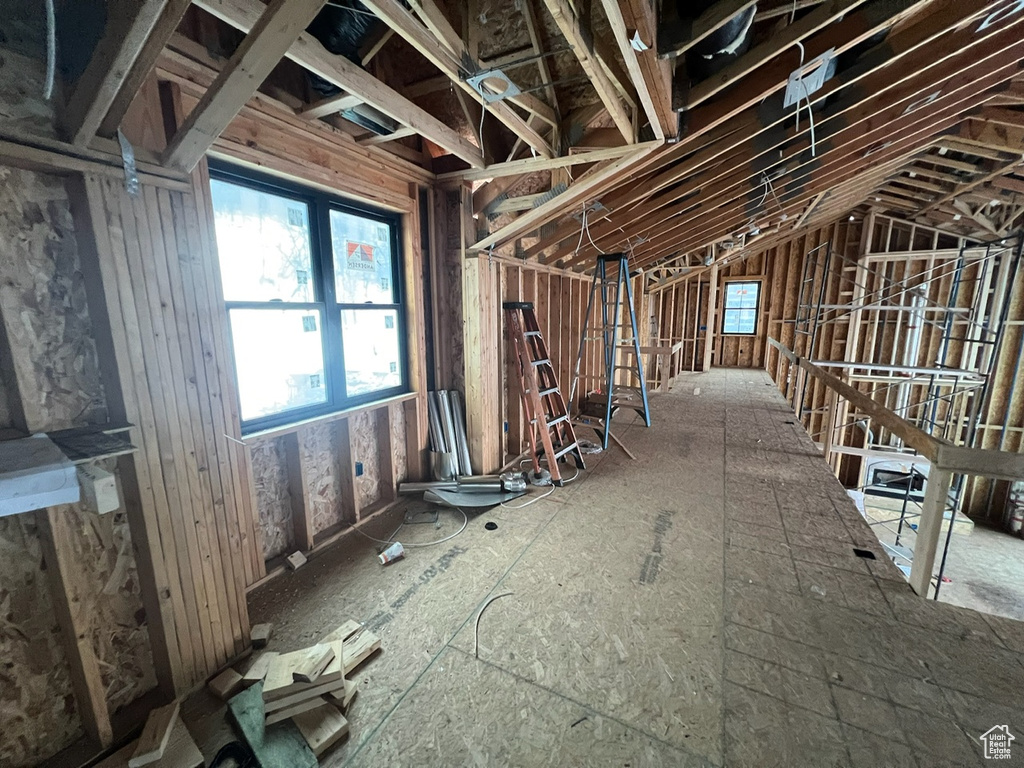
<box><xmin>347</xmin><ymin>506</ymin><xmax>469</xmax><ymax>548</ymax></box>
<box><xmin>474</xmin><ymin>591</ymin><xmax>513</xmax><ymax>658</ymax></box>
<box><xmin>500</xmin><ymin>485</ymin><xmax>555</xmax><ymax>508</ymax></box>
<box><xmin>793</xmin><ymin>42</ymin><xmax>817</xmax><ymax>157</ymax></box>
<box><xmin>43</xmin><ymin>0</ymin><xmax>55</xmax><ymax>100</ymax></box>
<box><xmin>583</xmin><ymin>206</ymin><xmax>606</xmax><ymax>255</ymax></box>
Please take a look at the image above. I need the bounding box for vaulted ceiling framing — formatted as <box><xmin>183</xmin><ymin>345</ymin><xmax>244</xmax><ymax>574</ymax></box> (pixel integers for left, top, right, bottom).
<box><xmin>22</xmin><ymin>0</ymin><xmax>1024</xmax><ymax>279</ymax></box>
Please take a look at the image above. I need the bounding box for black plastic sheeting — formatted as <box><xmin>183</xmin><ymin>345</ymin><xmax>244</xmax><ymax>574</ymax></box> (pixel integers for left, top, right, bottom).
<box><xmin>680</xmin><ymin>0</ymin><xmax>758</xmax><ymax>82</ymax></box>
<box><xmin>305</xmin><ymin>0</ymin><xmax>383</xmax><ymax>96</ymax></box>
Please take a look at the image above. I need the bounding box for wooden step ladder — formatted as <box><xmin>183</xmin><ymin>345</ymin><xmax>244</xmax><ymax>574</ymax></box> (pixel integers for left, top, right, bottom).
<box><xmin>503</xmin><ymin>301</ymin><xmax>585</xmax><ymax>486</ymax></box>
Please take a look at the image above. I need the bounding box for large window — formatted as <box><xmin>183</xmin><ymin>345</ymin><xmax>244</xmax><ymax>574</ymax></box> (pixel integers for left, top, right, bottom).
<box><xmin>721</xmin><ymin>280</ymin><xmax>762</xmax><ymax>335</ymax></box>
<box><xmin>209</xmin><ymin>164</ymin><xmax>406</xmax><ymax>432</ymax></box>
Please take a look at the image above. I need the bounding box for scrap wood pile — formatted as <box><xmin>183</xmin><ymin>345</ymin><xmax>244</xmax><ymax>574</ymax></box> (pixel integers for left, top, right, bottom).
<box><xmin>97</xmin><ymin>620</ymin><xmax>380</xmax><ymax>767</ymax></box>
<box><xmin>214</xmin><ymin>619</ymin><xmax>381</xmax><ymax>764</ymax></box>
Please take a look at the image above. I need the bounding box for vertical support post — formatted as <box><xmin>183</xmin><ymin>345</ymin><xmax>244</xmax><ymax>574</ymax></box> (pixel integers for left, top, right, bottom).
<box><xmin>909</xmin><ymin>466</ymin><xmax>953</xmax><ymax>596</ymax></box>
<box><xmin>822</xmin><ymin>388</ymin><xmax>840</xmax><ymax>468</ymax></box>
<box><xmin>37</xmin><ymin>506</ymin><xmax>114</xmax><ymax>747</ymax></box>
<box><xmin>703</xmin><ymin>262</ymin><xmax>718</xmax><ymax>372</ymax></box>
<box><xmin>403</xmin><ymin>397</ymin><xmax>427</xmax><ymax>481</ymax></box>
<box><xmin>282</xmin><ymin>431</ymin><xmax>314</xmax><ymax>552</ymax></box>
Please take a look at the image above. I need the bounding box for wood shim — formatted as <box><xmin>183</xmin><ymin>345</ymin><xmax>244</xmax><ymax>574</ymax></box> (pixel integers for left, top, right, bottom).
<box><xmin>292</xmin><ymin>704</ymin><xmax>349</xmax><ymax>757</ymax></box>
<box><xmin>263</xmin><ymin>640</ymin><xmax>344</xmax><ymax>701</ymax></box>
<box><xmin>128</xmin><ymin>700</ymin><xmax>180</xmax><ymax>767</ymax></box>
<box><xmin>207</xmin><ymin>668</ymin><xmax>245</xmax><ymax>701</ymax></box>
<box><xmin>291</xmin><ymin>643</ymin><xmax>334</xmax><ymax>684</ymax></box>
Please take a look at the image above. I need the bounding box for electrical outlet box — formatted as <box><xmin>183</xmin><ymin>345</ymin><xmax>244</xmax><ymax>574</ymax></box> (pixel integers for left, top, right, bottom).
<box><xmin>784</xmin><ymin>49</ymin><xmax>837</xmax><ymax>109</ymax></box>
<box><xmin>77</xmin><ymin>464</ymin><xmax>120</xmax><ymax>515</ymax></box>
<box><xmin>355</xmin><ymin>461</ymin><xmax>364</xmax><ymax>477</ymax></box>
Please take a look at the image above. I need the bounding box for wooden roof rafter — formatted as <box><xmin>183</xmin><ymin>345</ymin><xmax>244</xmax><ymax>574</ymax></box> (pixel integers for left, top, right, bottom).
<box><xmin>194</xmin><ymin>0</ymin><xmax>486</xmax><ymax>168</ymax></box>
<box><xmin>525</xmin><ymin>0</ymin><xmax>1021</xmax><ymax>271</ymax></box>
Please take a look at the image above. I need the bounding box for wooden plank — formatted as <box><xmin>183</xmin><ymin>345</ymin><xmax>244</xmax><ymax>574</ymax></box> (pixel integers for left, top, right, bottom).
<box><xmin>543</xmin><ymin>0</ymin><xmax>635</xmax><ymax>142</ymax></box>
<box><xmin>62</xmin><ymin>0</ymin><xmax>171</xmax><ymax>145</ymax></box>
<box><xmin>177</xmin><ymin>172</ymin><xmax>253</xmax><ymax>653</ymax></box>
<box><xmin>128</xmin><ymin>700</ymin><xmax>180</xmax><ymax>768</ymax></box>
<box><xmin>263</xmin><ymin>675</ymin><xmax>346</xmax><ymax>713</ymax></box>
<box><xmin>292</xmin><ymin>704</ymin><xmax>350</xmax><ymax>757</ymax></box>
<box><xmin>99</xmin><ymin>0</ymin><xmax>193</xmax><ymax>137</ymax></box>
<box><xmin>599</xmin><ymin>0</ymin><xmax>667</xmax><ymax>139</ymax></box>
<box><xmin>158</xmin><ymin>718</ymin><xmax>204</xmax><ymax>768</ymax></box>
<box><xmin>296</xmin><ymin>93</ymin><xmax>364</xmax><ymax>120</ymax></box>
<box><xmin>195</xmin><ymin>0</ymin><xmax>484</xmax><ymax>167</ymax></box>
<box><xmin>908</xmin><ymin>466</ymin><xmax>952</xmax><ymax>596</ymax></box>
<box><xmin>439</xmin><ymin>142</ymin><xmax>655</xmax><ymax>182</ymax></box>
<box><xmin>264</xmin><ymin>640</ymin><xmax>345</xmax><ymax>701</ymax></box>
<box><xmin>658</xmin><ymin>0</ymin><xmax>758</xmax><ymax>60</ymax></box>
<box><xmin>266</xmin><ymin>696</ymin><xmax>332</xmax><ymax>726</ymax></box>
<box><xmin>37</xmin><ymin>506</ymin><xmax>113</xmax><ymax>747</ymax></box>
<box><xmin>702</xmin><ymin>262</ymin><xmax>719</xmax><ymax>371</ymax></box>
<box><xmin>283</xmin><ymin>431</ymin><xmax>315</xmax><ymax>552</ymax></box>
<box><xmin>164</xmin><ymin>0</ymin><xmax>327</xmax><ymax>171</ymax></box>
<box><xmin>242</xmin><ymin>651</ymin><xmax>279</xmax><ymax>686</ymax></box>
<box><xmin>291</xmin><ymin>644</ymin><xmax>335</xmax><ymax>683</ymax></box>
<box><xmin>470</xmin><ymin>143</ymin><xmax>664</xmax><ymax>252</ymax></box>
<box><xmin>68</xmin><ymin>176</ymin><xmax>186</xmax><ymax>695</ymax></box>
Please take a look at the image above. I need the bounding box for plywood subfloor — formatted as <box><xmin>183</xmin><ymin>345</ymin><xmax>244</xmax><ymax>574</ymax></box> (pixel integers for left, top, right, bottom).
<box><xmin>191</xmin><ymin>369</ymin><xmax>1024</xmax><ymax>767</ymax></box>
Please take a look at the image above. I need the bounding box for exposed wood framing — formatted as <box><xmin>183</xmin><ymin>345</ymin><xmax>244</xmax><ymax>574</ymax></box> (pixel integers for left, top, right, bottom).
<box><xmin>542</xmin><ymin>0</ymin><xmax>636</xmax><ymax>142</ymax></box>
<box><xmin>361</xmin><ymin>0</ymin><xmax>555</xmax><ymax>156</ymax></box>
<box><xmin>164</xmin><ymin>0</ymin><xmax>328</xmax><ymax>171</ymax></box>
<box><xmin>195</xmin><ymin>0</ymin><xmax>486</xmax><ymax>167</ymax></box>
<box><xmin>61</xmin><ymin>0</ymin><xmax>172</xmax><ymax>145</ymax></box>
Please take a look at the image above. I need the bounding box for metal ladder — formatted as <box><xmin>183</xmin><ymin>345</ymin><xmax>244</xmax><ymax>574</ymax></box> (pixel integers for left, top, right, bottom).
<box><xmin>503</xmin><ymin>301</ymin><xmax>585</xmax><ymax>486</ymax></box>
<box><xmin>572</xmin><ymin>253</ymin><xmax>651</xmax><ymax>450</ymax></box>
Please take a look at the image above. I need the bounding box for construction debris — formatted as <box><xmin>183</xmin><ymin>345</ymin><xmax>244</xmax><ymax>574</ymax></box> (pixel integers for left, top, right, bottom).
<box><xmin>225</xmin><ymin>619</ymin><xmax>380</xmax><ymax>762</ymax></box>
<box><xmin>207</xmin><ymin>668</ymin><xmax>245</xmax><ymax>701</ymax></box>
<box><xmin>128</xmin><ymin>700</ymin><xmax>180</xmax><ymax>768</ymax></box>
<box><xmin>251</xmin><ymin>623</ymin><xmax>273</xmax><ymax>648</ymax></box>
<box><xmin>286</xmin><ymin>551</ymin><xmax>307</xmax><ymax>570</ymax></box>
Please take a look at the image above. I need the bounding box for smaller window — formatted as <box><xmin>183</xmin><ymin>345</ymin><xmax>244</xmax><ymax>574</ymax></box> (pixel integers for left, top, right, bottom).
<box><xmin>721</xmin><ymin>280</ymin><xmax>761</xmax><ymax>335</ymax></box>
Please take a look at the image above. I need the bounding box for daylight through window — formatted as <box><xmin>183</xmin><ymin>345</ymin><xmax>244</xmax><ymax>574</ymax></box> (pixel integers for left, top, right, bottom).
<box><xmin>721</xmin><ymin>280</ymin><xmax>761</xmax><ymax>335</ymax></box>
<box><xmin>209</xmin><ymin>165</ymin><xmax>406</xmax><ymax>431</ymax></box>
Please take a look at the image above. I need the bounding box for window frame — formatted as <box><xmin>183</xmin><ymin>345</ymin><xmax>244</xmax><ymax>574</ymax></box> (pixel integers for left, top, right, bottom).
<box><xmin>719</xmin><ymin>278</ymin><xmax>763</xmax><ymax>337</ymax></box>
<box><xmin>209</xmin><ymin>161</ymin><xmax>409</xmax><ymax>434</ymax></box>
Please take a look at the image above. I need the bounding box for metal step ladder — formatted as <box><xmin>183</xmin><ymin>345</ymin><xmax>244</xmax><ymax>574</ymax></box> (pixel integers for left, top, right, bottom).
<box><xmin>503</xmin><ymin>301</ymin><xmax>585</xmax><ymax>486</ymax></box>
<box><xmin>572</xmin><ymin>253</ymin><xmax>651</xmax><ymax>451</ymax></box>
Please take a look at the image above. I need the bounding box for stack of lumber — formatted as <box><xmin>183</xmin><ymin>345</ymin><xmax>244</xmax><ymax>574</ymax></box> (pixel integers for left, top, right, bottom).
<box><xmin>229</xmin><ymin>620</ymin><xmax>381</xmax><ymax>762</ymax></box>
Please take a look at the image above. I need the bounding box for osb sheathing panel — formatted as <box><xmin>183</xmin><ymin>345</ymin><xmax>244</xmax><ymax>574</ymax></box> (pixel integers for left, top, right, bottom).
<box><xmin>250</xmin><ymin>437</ymin><xmax>294</xmax><ymax>560</ymax></box>
<box><xmin>391</xmin><ymin>404</ymin><xmax>408</xmax><ymax>483</ymax></box>
<box><xmin>351</xmin><ymin>410</ymin><xmax>381</xmax><ymax>509</ymax></box>
<box><xmin>0</xmin><ymin>169</ymin><xmax>155</xmax><ymax>766</ymax></box>
<box><xmin>0</xmin><ymin>515</ymin><xmax>79</xmax><ymax>768</ymax></box>
<box><xmin>58</xmin><ymin>495</ymin><xmax>156</xmax><ymax>713</ymax></box>
<box><xmin>0</xmin><ymin>46</ymin><xmax>56</xmax><ymax>138</ymax></box>
<box><xmin>302</xmin><ymin>423</ymin><xmax>343</xmax><ymax>536</ymax></box>
<box><xmin>0</xmin><ymin>167</ymin><xmax>107</xmax><ymax>429</ymax></box>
